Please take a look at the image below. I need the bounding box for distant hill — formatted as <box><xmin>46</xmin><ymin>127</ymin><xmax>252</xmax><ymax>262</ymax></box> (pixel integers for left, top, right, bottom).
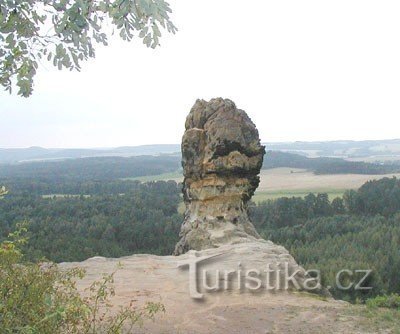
<box><xmin>2</xmin><ymin>139</ymin><xmax>400</xmax><ymax>164</ymax></box>
<box><xmin>265</xmin><ymin>139</ymin><xmax>400</xmax><ymax>159</ymax></box>
<box><xmin>263</xmin><ymin>151</ymin><xmax>400</xmax><ymax>175</ymax></box>
<box><xmin>0</xmin><ymin>145</ymin><xmax>180</xmax><ymax>163</ymax></box>
<box><xmin>0</xmin><ymin>155</ymin><xmax>182</xmax><ymax>181</ymax></box>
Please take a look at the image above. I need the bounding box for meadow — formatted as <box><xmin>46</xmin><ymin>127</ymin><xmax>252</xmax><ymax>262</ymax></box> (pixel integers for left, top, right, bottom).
<box><xmin>128</xmin><ymin>167</ymin><xmax>400</xmax><ymax>202</ymax></box>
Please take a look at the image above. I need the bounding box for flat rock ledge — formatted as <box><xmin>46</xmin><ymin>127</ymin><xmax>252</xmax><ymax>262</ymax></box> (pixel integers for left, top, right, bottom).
<box><xmin>56</xmin><ymin>241</ymin><xmax>364</xmax><ymax>334</ymax></box>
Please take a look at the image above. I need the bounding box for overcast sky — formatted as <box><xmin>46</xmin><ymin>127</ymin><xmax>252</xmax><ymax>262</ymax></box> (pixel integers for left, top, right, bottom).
<box><xmin>1</xmin><ymin>0</ymin><xmax>399</xmax><ymax>148</ymax></box>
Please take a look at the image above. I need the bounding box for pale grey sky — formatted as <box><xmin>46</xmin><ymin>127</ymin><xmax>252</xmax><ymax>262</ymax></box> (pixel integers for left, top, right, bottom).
<box><xmin>1</xmin><ymin>0</ymin><xmax>399</xmax><ymax>148</ymax></box>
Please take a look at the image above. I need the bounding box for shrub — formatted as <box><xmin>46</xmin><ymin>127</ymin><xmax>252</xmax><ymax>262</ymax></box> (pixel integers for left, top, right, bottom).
<box><xmin>366</xmin><ymin>294</ymin><xmax>400</xmax><ymax>310</ymax></box>
<box><xmin>0</xmin><ymin>223</ymin><xmax>164</xmax><ymax>333</ymax></box>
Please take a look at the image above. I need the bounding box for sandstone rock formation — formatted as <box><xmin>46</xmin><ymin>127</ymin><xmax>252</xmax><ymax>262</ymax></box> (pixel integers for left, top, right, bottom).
<box><xmin>171</xmin><ymin>98</ymin><xmax>328</xmax><ymax>297</ymax></box>
<box><xmin>60</xmin><ymin>244</ymin><xmax>374</xmax><ymax>334</ymax></box>
<box><xmin>56</xmin><ymin>99</ymin><xmax>396</xmax><ymax>332</ymax></box>
<box><xmin>174</xmin><ymin>98</ymin><xmax>266</xmax><ymax>255</ymax></box>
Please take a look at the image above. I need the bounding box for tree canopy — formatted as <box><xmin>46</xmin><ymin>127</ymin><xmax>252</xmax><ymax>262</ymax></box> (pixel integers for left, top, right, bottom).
<box><xmin>0</xmin><ymin>0</ymin><xmax>176</xmax><ymax>97</ymax></box>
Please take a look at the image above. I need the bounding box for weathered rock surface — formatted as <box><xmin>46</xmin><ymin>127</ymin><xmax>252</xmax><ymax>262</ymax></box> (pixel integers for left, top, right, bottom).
<box><xmin>174</xmin><ymin>98</ymin><xmax>266</xmax><ymax>255</ymax></box>
<box><xmin>172</xmin><ymin>98</ymin><xmax>326</xmax><ymax>297</ymax></box>
<box><xmin>60</xmin><ymin>244</ymin><xmax>381</xmax><ymax>333</ymax></box>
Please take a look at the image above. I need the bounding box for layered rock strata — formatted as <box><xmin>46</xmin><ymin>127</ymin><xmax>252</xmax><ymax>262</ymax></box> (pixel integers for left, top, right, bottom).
<box><xmin>174</xmin><ymin>98</ymin><xmax>265</xmax><ymax>255</ymax></box>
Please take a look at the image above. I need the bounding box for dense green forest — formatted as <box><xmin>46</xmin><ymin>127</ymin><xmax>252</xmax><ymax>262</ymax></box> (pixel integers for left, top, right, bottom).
<box><xmin>3</xmin><ymin>178</ymin><xmax>160</xmax><ymax>196</ymax></box>
<box><xmin>250</xmin><ymin>177</ymin><xmax>400</xmax><ymax>301</ymax></box>
<box><xmin>0</xmin><ymin>181</ymin><xmax>181</xmax><ymax>262</ymax></box>
<box><xmin>1</xmin><ymin>156</ymin><xmax>400</xmax><ymax>301</ymax></box>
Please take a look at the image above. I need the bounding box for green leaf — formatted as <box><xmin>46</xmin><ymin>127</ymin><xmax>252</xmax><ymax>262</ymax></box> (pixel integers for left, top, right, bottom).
<box><xmin>2</xmin><ymin>0</ymin><xmax>176</xmax><ymax>97</ymax></box>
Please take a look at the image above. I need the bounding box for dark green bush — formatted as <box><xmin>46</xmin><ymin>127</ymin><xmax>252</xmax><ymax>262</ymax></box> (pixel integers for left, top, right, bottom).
<box><xmin>0</xmin><ymin>223</ymin><xmax>164</xmax><ymax>333</ymax></box>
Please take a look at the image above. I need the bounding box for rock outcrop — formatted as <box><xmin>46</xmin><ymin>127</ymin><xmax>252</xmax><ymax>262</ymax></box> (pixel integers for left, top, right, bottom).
<box><xmin>174</xmin><ymin>98</ymin><xmax>266</xmax><ymax>255</ymax></box>
<box><xmin>60</xmin><ymin>245</ymin><xmax>372</xmax><ymax>334</ymax></box>
<box><xmin>57</xmin><ymin>98</ymin><xmax>396</xmax><ymax>333</ymax></box>
<box><xmin>172</xmin><ymin>97</ymin><xmax>328</xmax><ymax>296</ymax></box>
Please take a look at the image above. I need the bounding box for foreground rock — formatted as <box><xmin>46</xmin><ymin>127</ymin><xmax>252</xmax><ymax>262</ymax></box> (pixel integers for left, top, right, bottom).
<box><xmin>174</xmin><ymin>98</ymin><xmax>265</xmax><ymax>255</ymax></box>
<box><xmin>60</xmin><ymin>243</ymin><xmax>390</xmax><ymax>333</ymax></box>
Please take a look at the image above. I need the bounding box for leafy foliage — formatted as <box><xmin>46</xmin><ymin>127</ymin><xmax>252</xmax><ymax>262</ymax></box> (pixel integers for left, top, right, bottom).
<box><xmin>366</xmin><ymin>294</ymin><xmax>400</xmax><ymax>310</ymax></box>
<box><xmin>0</xmin><ymin>224</ymin><xmax>164</xmax><ymax>333</ymax></box>
<box><xmin>0</xmin><ymin>0</ymin><xmax>177</xmax><ymax>96</ymax></box>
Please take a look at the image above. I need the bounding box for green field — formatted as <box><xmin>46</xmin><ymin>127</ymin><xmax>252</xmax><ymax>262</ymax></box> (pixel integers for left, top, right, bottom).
<box><xmin>124</xmin><ymin>167</ymin><xmax>400</xmax><ymax>203</ymax></box>
<box><xmin>251</xmin><ymin>189</ymin><xmax>346</xmax><ymax>202</ymax></box>
<box><xmin>123</xmin><ymin>171</ymin><xmax>183</xmax><ymax>182</ymax></box>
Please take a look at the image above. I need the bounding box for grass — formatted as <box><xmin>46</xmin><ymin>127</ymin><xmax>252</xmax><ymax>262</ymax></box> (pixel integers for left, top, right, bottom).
<box><xmin>117</xmin><ymin>167</ymin><xmax>400</xmax><ymax>208</ymax></box>
<box><xmin>345</xmin><ymin>305</ymin><xmax>400</xmax><ymax>333</ymax></box>
<box><xmin>122</xmin><ymin>171</ymin><xmax>183</xmax><ymax>182</ymax></box>
<box><xmin>252</xmin><ymin>189</ymin><xmax>346</xmax><ymax>203</ymax></box>
<box><xmin>122</xmin><ymin>168</ymin><xmax>400</xmax><ymax>198</ymax></box>
<box><xmin>366</xmin><ymin>294</ymin><xmax>400</xmax><ymax>309</ymax></box>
